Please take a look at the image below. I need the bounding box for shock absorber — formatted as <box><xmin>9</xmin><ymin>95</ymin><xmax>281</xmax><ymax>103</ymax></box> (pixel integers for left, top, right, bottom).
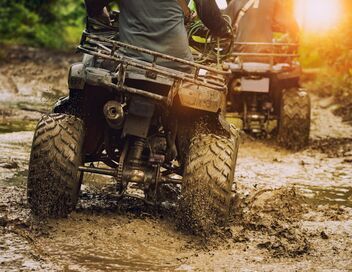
<box><xmin>128</xmin><ymin>137</ymin><xmax>146</xmax><ymax>165</ymax></box>
<box><xmin>123</xmin><ymin>137</ymin><xmax>151</xmax><ymax>184</ymax></box>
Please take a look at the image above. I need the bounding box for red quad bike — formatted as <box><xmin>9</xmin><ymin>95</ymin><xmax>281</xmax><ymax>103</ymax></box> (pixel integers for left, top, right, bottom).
<box><xmin>226</xmin><ymin>42</ymin><xmax>311</xmax><ymax>150</ymax></box>
<box><xmin>26</xmin><ymin>23</ymin><xmax>240</xmax><ymax>233</ymax></box>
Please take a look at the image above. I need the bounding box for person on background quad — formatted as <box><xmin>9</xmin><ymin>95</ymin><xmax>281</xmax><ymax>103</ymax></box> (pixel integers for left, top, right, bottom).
<box><xmin>84</xmin><ymin>0</ymin><xmax>229</xmax><ymax>71</ymax></box>
<box><xmin>224</xmin><ymin>0</ymin><xmax>299</xmax><ymax>62</ymax></box>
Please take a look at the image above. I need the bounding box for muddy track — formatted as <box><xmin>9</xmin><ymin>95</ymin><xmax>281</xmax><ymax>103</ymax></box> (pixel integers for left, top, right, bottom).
<box><xmin>0</xmin><ymin>48</ymin><xmax>352</xmax><ymax>271</ymax></box>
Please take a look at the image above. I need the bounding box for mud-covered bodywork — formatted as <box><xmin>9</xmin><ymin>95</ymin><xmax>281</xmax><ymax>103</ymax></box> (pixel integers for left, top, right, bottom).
<box><xmin>28</xmin><ymin>30</ymin><xmax>239</xmax><ymax>233</ymax></box>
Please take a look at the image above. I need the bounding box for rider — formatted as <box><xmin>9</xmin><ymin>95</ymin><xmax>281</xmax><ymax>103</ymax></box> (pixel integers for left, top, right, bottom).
<box><xmin>84</xmin><ymin>0</ymin><xmax>229</xmax><ymax>71</ymax></box>
<box><xmin>224</xmin><ymin>0</ymin><xmax>299</xmax><ymax>62</ymax></box>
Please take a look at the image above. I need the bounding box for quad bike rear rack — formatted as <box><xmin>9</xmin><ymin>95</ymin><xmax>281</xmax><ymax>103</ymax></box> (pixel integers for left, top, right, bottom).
<box><xmin>78</xmin><ymin>32</ymin><xmax>231</xmax><ymax>102</ymax></box>
<box><xmin>230</xmin><ymin>42</ymin><xmax>299</xmax><ymax>72</ymax></box>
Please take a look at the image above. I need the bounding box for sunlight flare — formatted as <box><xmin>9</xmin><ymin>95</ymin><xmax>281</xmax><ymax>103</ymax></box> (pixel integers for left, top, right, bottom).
<box><xmin>295</xmin><ymin>0</ymin><xmax>342</xmax><ymax>32</ymax></box>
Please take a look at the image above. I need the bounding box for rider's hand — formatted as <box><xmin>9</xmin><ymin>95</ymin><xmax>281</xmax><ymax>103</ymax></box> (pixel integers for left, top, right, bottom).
<box><xmin>213</xmin><ymin>24</ymin><xmax>232</xmax><ymax>39</ymax></box>
<box><xmin>184</xmin><ymin>10</ymin><xmax>196</xmax><ymax>25</ymax></box>
<box><xmin>210</xmin><ymin>15</ymin><xmax>232</xmax><ymax>39</ymax></box>
<box><xmin>96</xmin><ymin>7</ymin><xmax>112</xmax><ymax>26</ymax></box>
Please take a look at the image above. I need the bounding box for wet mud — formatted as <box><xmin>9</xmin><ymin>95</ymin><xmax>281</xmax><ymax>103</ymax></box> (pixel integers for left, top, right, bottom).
<box><xmin>0</xmin><ymin>48</ymin><xmax>352</xmax><ymax>271</ymax></box>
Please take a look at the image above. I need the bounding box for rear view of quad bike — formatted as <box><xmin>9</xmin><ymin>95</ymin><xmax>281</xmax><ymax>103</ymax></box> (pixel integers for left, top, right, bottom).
<box><xmin>186</xmin><ymin>17</ymin><xmax>310</xmax><ymax>150</ymax></box>
<box><xmin>226</xmin><ymin>42</ymin><xmax>311</xmax><ymax>150</ymax></box>
<box><xmin>27</xmin><ymin>24</ymin><xmax>239</xmax><ymax>234</ymax></box>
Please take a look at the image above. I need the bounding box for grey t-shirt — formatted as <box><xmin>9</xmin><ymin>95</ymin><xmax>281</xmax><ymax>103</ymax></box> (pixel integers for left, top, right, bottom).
<box><xmin>224</xmin><ymin>0</ymin><xmax>298</xmax><ymax>61</ymax></box>
<box><xmin>119</xmin><ymin>0</ymin><xmax>193</xmax><ymax>72</ymax></box>
<box><xmin>84</xmin><ymin>0</ymin><xmax>227</xmax><ymax>71</ymax></box>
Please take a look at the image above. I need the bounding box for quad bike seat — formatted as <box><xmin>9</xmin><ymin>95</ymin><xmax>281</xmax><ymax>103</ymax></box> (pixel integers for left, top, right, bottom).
<box><xmin>226</xmin><ymin>62</ymin><xmax>294</xmax><ymax>73</ymax></box>
<box><xmin>226</xmin><ymin>60</ymin><xmax>301</xmax><ymax>82</ymax></box>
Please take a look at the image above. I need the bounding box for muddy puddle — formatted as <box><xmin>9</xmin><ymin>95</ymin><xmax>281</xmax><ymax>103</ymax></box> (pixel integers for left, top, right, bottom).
<box><xmin>0</xmin><ymin>229</ymin><xmax>57</xmax><ymax>271</ymax></box>
<box><xmin>0</xmin><ymin>48</ymin><xmax>352</xmax><ymax>271</ymax></box>
<box><xmin>36</xmin><ymin>213</ymin><xmax>187</xmax><ymax>271</ymax></box>
<box><xmin>0</xmin><ymin>146</ymin><xmax>351</xmax><ymax>271</ymax></box>
<box><xmin>297</xmin><ymin>185</ymin><xmax>352</xmax><ymax>208</ymax></box>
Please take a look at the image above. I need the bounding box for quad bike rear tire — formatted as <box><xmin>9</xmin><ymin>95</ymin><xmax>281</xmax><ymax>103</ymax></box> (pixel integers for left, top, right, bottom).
<box><xmin>27</xmin><ymin>113</ymin><xmax>85</xmax><ymax>217</ymax></box>
<box><xmin>179</xmin><ymin>124</ymin><xmax>240</xmax><ymax>234</ymax></box>
<box><xmin>277</xmin><ymin>88</ymin><xmax>311</xmax><ymax>150</ymax></box>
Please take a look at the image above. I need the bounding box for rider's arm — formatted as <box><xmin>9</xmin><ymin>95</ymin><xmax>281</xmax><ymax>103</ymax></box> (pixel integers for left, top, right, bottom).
<box><xmin>222</xmin><ymin>0</ymin><xmax>238</xmax><ymax>25</ymax></box>
<box><xmin>84</xmin><ymin>0</ymin><xmax>109</xmax><ymax>17</ymax></box>
<box><xmin>85</xmin><ymin>0</ymin><xmax>113</xmax><ymax>25</ymax></box>
<box><xmin>194</xmin><ymin>0</ymin><xmax>229</xmax><ymax>37</ymax></box>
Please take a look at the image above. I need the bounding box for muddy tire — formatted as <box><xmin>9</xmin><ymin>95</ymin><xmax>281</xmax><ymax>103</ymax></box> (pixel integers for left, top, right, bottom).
<box><xmin>277</xmin><ymin>88</ymin><xmax>311</xmax><ymax>150</ymax></box>
<box><xmin>27</xmin><ymin>113</ymin><xmax>85</xmax><ymax>217</ymax></box>
<box><xmin>179</xmin><ymin>125</ymin><xmax>240</xmax><ymax>234</ymax></box>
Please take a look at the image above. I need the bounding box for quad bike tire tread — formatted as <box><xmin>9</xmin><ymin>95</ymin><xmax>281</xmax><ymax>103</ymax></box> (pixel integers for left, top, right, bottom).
<box><xmin>27</xmin><ymin>113</ymin><xmax>84</xmax><ymax>217</ymax></box>
<box><xmin>180</xmin><ymin>124</ymin><xmax>240</xmax><ymax>234</ymax></box>
<box><xmin>278</xmin><ymin>88</ymin><xmax>311</xmax><ymax>150</ymax></box>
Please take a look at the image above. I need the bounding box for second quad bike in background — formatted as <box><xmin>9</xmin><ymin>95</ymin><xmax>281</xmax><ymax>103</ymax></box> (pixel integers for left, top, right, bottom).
<box><xmin>186</xmin><ymin>17</ymin><xmax>310</xmax><ymax>150</ymax></box>
<box><xmin>226</xmin><ymin>42</ymin><xmax>311</xmax><ymax>150</ymax></box>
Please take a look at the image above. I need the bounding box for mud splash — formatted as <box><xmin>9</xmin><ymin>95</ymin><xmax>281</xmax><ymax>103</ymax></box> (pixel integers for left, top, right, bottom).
<box><xmin>0</xmin><ymin>47</ymin><xmax>352</xmax><ymax>271</ymax></box>
<box><xmin>1</xmin><ymin>173</ymin><xmax>351</xmax><ymax>271</ymax></box>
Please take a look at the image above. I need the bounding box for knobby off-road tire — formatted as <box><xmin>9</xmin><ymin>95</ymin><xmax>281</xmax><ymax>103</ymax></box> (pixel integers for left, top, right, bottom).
<box><xmin>277</xmin><ymin>88</ymin><xmax>311</xmax><ymax>150</ymax></box>
<box><xmin>179</xmin><ymin>124</ymin><xmax>240</xmax><ymax>235</ymax></box>
<box><xmin>27</xmin><ymin>113</ymin><xmax>85</xmax><ymax>218</ymax></box>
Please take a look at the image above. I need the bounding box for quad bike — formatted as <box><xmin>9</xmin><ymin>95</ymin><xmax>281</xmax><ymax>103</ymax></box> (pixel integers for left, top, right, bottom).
<box><xmin>26</xmin><ymin>20</ymin><xmax>240</xmax><ymax>233</ymax></box>
<box><xmin>226</xmin><ymin>42</ymin><xmax>311</xmax><ymax>150</ymax></box>
<box><xmin>187</xmin><ymin>18</ymin><xmax>311</xmax><ymax>150</ymax></box>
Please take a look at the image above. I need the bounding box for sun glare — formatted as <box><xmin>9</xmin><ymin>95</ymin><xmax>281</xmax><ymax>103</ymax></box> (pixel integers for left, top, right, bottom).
<box><xmin>216</xmin><ymin>0</ymin><xmax>342</xmax><ymax>33</ymax></box>
<box><xmin>295</xmin><ymin>0</ymin><xmax>342</xmax><ymax>32</ymax></box>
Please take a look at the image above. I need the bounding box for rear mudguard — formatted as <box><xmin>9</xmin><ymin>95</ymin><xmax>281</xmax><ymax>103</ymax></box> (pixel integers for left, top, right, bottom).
<box><xmin>178</xmin><ymin>82</ymin><xmax>226</xmax><ymax>113</ymax></box>
<box><xmin>53</xmin><ymin>96</ymin><xmax>70</xmax><ymax>114</ymax></box>
<box><xmin>68</xmin><ymin>63</ymin><xmax>86</xmax><ymax>90</ymax></box>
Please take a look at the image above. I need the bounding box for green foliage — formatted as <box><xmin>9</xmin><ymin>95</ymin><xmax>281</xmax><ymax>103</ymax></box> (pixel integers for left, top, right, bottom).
<box><xmin>301</xmin><ymin>11</ymin><xmax>352</xmax><ymax>100</ymax></box>
<box><xmin>302</xmin><ymin>11</ymin><xmax>352</xmax><ymax>120</ymax></box>
<box><xmin>0</xmin><ymin>0</ymin><xmax>85</xmax><ymax>49</ymax></box>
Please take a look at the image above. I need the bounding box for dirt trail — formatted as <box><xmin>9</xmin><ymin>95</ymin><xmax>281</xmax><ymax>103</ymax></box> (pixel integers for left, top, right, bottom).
<box><xmin>0</xmin><ymin>48</ymin><xmax>352</xmax><ymax>271</ymax></box>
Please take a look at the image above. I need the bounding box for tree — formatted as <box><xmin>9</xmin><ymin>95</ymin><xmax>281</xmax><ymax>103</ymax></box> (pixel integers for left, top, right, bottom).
<box><xmin>0</xmin><ymin>0</ymin><xmax>85</xmax><ymax>48</ymax></box>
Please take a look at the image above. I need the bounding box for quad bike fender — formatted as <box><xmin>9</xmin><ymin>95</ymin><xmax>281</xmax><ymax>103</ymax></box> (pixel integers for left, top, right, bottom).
<box><xmin>68</xmin><ymin>54</ymin><xmax>99</xmax><ymax>90</ymax></box>
<box><xmin>178</xmin><ymin>82</ymin><xmax>225</xmax><ymax>113</ymax></box>
<box><xmin>276</xmin><ymin>65</ymin><xmax>301</xmax><ymax>80</ymax></box>
<box><xmin>68</xmin><ymin>63</ymin><xmax>86</xmax><ymax>90</ymax></box>
<box><xmin>68</xmin><ymin>62</ymin><xmax>113</xmax><ymax>90</ymax></box>
<box><xmin>53</xmin><ymin>96</ymin><xmax>70</xmax><ymax>113</ymax></box>
<box><xmin>201</xmin><ymin>112</ymin><xmax>231</xmax><ymax>137</ymax></box>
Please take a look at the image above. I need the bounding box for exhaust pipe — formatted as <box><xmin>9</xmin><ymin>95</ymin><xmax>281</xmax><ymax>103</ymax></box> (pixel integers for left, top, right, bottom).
<box><xmin>103</xmin><ymin>100</ymin><xmax>124</xmax><ymax>129</ymax></box>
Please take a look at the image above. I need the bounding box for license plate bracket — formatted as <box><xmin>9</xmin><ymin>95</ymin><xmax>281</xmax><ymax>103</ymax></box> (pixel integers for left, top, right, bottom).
<box><xmin>240</xmin><ymin>77</ymin><xmax>270</xmax><ymax>93</ymax></box>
